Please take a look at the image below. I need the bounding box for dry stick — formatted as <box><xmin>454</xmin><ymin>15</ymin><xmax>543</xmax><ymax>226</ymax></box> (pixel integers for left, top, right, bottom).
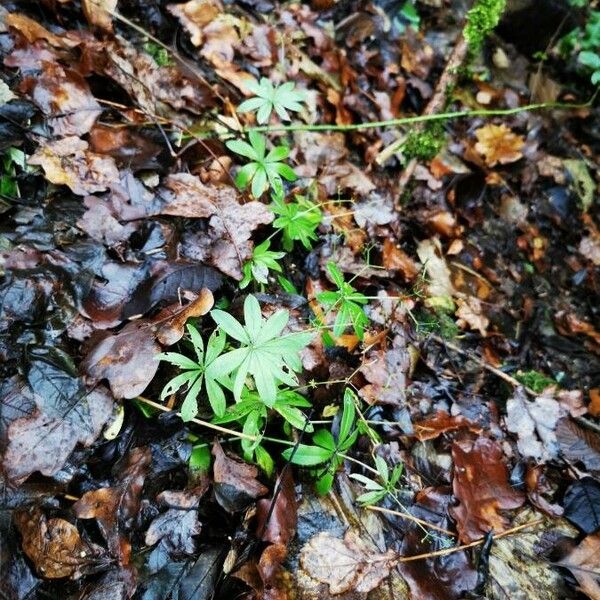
<box><xmin>395</xmin><ymin>517</ymin><xmax>544</xmax><ymax>563</ymax></box>
<box><xmin>383</xmin><ymin>34</ymin><xmax>469</xmax><ymax>198</ymax></box>
<box><xmin>367</xmin><ymin>505</ymin><xmax>456</xmax><ymax>537</ymax></box>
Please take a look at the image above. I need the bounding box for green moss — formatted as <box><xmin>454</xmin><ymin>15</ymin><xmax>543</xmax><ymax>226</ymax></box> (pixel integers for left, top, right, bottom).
<box><xmin>515</xmin><ymin>370</ymin><xmax>556</xmax><ymax>393</ymax></box>
<box><xmin>403</xmin><ymin>121</ymin><xmax>446</xmax><ymax>161</ymax></box>
<box><xmin>464</xmin><ymin>0</ymin><xmax>507</xmax><ymax>54</ymax></box>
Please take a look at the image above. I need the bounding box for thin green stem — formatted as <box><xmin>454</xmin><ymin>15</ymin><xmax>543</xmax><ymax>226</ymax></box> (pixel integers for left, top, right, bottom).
<box><xmin>244</xmin><ymin>101</ymin><xmax>591</xmax><ymax>135</ymax></box>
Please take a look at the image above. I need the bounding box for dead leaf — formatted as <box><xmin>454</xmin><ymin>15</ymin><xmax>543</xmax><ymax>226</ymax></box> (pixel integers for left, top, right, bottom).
<box><xmin>167</xmin><ymin>0</ymin><xmax>221</xmax><ymax>46</ymax></box>
<box><xmin>154</xmin><ymin>288</ymin><xmax>214</xmax><ymax>346</ymax></box>
<box><xmin>474</xmin><ymin>124</ymin><xmax>525</xmax><ymax>167</ymax></box>
<box><xmin>82</xmin><ymin>0</ymin><xmax>118</xmax><ymax>32</ymax></box>
<box><xmin>556</xmin><ymin>418</ymin><xmax>600</xmax><ymax>472</ymax></box>
<box><xmin>74</xmin><ymin>447</ymin><xmax>152</xmax><ymax>559</ymax></box>
<box><xmin>4</xmin><ymin>13</ymin><xmax>78</xmax><ymax>48</ymax></box>
<box><xmin>299</xmin><ymin>530</ymin><xmax>397</xmax><ymax>594</ymax></box>
<box><xmin>255</xmin><ymin>469</ymin><xmax>297</xmax><ymax>546</ymax></box>
<box><xmin>589</xmin><ymin>389</ymin><xmax>600</xmax><ymax>418</ymax></box>
<box><xmin>455</xmin><ymin>296</ymin><xmax>489</xmax><ymax>336</ymax></box>
<box><xmin>505</xmin><ymin>388</ymin><xmax>563</xmax><ymax>461</ymax></box>
<box><xmin>145</xmin><ymin>486</ymin><xmax>207</xmax><ymax>554</ymax></box>
<box><xmin>212</xmin><ymin>441</ymin><xmax>268</xmax><ymax>512</ymax></box>
<box><xmin>182</xmin><ymin>196</ymin><xmax>273</xmax><ymax>280</ymax></box>
<box><xmin>15</xmin><ymin>507</ymin><xmax>106</xmax><ymax>578</ymax></box>
<box><xmin>3</xmin><ymin>362</ymin><xmax>113</xmax><ymax>485</ymax></box>
<box><xmin>382</xmin><ymin>238</ymin><xmax>418</xmax><ymax>280</ymax></box>
<box><xmin>29</xmin><ymin>137</ymin><xmax>119</xmax><ymax>195</ymax></box>
<box><xmin>158</xmin><ymin>173</ymin><xmax>226</xmax><ymax>218</ymax></box>
<box><xmin>416</xmin><ymin>238</ymin><xmax>456</xmax><ymax>300</ymax></box>
<box><xmin>29</xmin><ymin>62</ymin><xmax>102</xmax><ymax>136</ymax></box>
<box><xmin>450</xmin><ymin>437</ymin><xmax>526</xmax><ymax>543</ymax></box>
<box><xmin>413</xmin><ymin>410</ymin><xmax>482</xmax><ymax>441</ymax></box>
<box><xmin>557</xmin><ymin>533</ymin><xmax>600</xmax><ymax>599</ymax></box>
<box><xmin>82</xmin><ymin>321</ymin><xmax>160</xmax><ymax>399</ymax></box>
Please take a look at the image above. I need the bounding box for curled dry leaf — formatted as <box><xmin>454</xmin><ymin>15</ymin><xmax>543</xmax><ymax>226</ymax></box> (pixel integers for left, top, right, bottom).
<box><xmin>74</xmin><ymin>447</ymin><xmax>152</xmax><ymax>559</ymax></box>
<box><xmin>474</xmin><ymin>124</ymin><xmax>525</xmax><ymax>167</ymax></box>
<box><xmin>15</xmin><ymin>507</ymin><xmax>107</xmax><ymax>579</ymax></box>
<box><xmin>28</xmin><ymin>137</ymin><xmax>120</xmax><ymax>196</ymax></box>
<box><xmin>212</xmin><ymin>441</ymin><xmax>268</xmax><ymax>512</ymax></box>
<box><xmin>299</xmin><ymin>530</ymin><xmax>397</xmax><ymax>594</ymax></box>
<box><xmin>450</xmin><ymin>437</ymin><xmax>526</xmax><ymax>543</ymax></box>
<box><xmin>82</xmin><ymin>321</ymin><xmax>160</xmax><ymax>399</ymax></box>
<box><xmin>154</xmin><ymin>288</ymin><xmax>215</xmax><ymax>346</ymax></box>
<box><xmin>30</xmin><ymin>62</ymin><xmax>102</xmax><ymax>136</ymax></box>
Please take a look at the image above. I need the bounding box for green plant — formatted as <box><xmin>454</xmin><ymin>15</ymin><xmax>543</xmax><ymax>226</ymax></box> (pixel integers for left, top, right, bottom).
<box><xmin>214</xmin><ymin>387</ymin><xmax>313</xmax><ymax>472</ymax></box>
<box><xmin>317</xmin><ymin>262</ymin><xmax>369</xmax><ymax>340</ymax></box>
<box><xmin>1</xmin><ymin>147</ymin><xmax>25</xmax><ymax>198</ymax></box>
<box><xmin>464</xmin><ymin>0</ymin><xmax>507</xmax><ymax>55</ymax></box>
<box><xmin>238</xmin><ymin>78</ymin><xmax>306</xmax><ymax>124</ymax></box>
<box><xmin>271</xmin><ymin>193</ymin><xmax>322</xmax><ymax>251</ymax></box>
<box><xmin>240</xmin><ymin>240</ymin><xmax>285</xmax><ymax>289</ymax></box>
<box><xmin>394</xmin><ymin>0</ymin><xmax>420</xmax><ymax>33</ymax></box>
<box><xmin>226</xmin><ymin>131</ymin><xmax>297</xmax><ymax>198</ymax></box>
<box><xmin>283</xmin><ymin>388</ymin><xmax>358</xmax><ymax>494</ymax></box>
<box><xmin>157</xmin><ymin>327</ymin><xmax>229</xmax><ymax>420</ymax></box>
<box><xmin>210</xmin><ymin>294</ymin><xmax>313</xmax><ymax>405</ymax></box>
<box><xmin>350</xmin><ymin>456</ymin><xmax>403</xmax><ymax>506</ymax></box>
<box><xmin>558</xmin><ymin>10</ymin><xmax>600</xmax><ymax>85</ymax></box>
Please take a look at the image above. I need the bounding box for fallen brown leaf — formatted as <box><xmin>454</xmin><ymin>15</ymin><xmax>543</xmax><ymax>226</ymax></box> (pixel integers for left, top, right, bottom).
<box><xmin>82</xmin><ymin>0</ymin><xmax>118</xmax><ymax>32</ymax></box>
<box><xmin>255</xmin><ymin>469</ymin><xmax>297</xmax><ymax>546</ymax></box>
<box><xmin>474</xmin><ymin>124</ymin><xmax>525</xmax><ymax>167</ymax></box>
<box><xmin>16</xmin><ymin>507</ymin><xmax>106</xmax><ymax>578</ymax></box>
<box><xmin>558</xmin><ymin>533</ymin><xmax>600</xmax><ymax>599</ymax></box>
<box><xmin>29</xmin><ymin>137</ymin><xmax>120</xmax><ymax>196</ymax></box>
<box><xmin>450</xmin><ymin>437</ymin><xmax>526</xmax><ymax>543</ymax></box>
<box><xmin>299</xmin><ymin>530</ymin><xmax>397</xmax><ymax>594</ymax></box>
<box><xmin>413</xmin><ymin>410</ymin><xmax>482</xmax><ymax>441</ymax></box>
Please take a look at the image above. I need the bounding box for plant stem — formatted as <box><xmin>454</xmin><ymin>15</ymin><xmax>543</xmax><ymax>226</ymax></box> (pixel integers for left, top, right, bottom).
<box><xmin>367</xmin><ymin>505</ymin><xmax>456</xmax><ymax>537</ymax></box>
<box><xmin>245</xmin><ymin>101</ymin><xmax>590</xmax><ymax>135</ymax></box>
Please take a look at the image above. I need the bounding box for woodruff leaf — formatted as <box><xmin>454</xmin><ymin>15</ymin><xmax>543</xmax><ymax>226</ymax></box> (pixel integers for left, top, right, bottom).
<box><xmin>237</xmin><ymin>78</ymin><xmax>306</xmax><ymax>124</ymax></box>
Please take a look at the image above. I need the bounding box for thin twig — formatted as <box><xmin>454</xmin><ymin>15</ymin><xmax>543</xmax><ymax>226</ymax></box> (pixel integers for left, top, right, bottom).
<box><xmin>367</xmin><ymin>505</ymin><xmax>456</xmax><ymax>537</ymax></box>
<box><xmin>396</xmin><ymin>518</ymin><xmax>544</xmax><ymax>563</ymax></box>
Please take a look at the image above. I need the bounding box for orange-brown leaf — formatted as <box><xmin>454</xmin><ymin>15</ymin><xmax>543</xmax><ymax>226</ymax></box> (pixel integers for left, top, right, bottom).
<box><xmin>474</xmin><ymin>124</ymin><xmax>525</xmax><ymax>167</ymax></box>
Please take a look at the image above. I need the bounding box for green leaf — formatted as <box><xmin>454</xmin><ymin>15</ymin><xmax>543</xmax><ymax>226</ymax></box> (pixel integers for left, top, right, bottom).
<box><xmin>315</xmin><ymin>470</ymin><xmax>335</xmax><ymax>495</ymax></box>
<box><xmin>356</xmin><ymin>490</ymin><xmax>387</xmax><ymax>505</ymax></box>
<box><xmin>189</xmin><ymin>445</ymin><xmax>211</xmax><ymax>471</ymax></box>
<box><xmin>313</xmin><ymin>428</ymin><xmax>336</xmax><ymax>451</ymax></box>
<box><xmin>211</xmin><ymin>310</ymin><xmax>250</xmax><ymax>343</ymax></box>
<box><xmin>283</xmin><ymin>444</ymin><xmax>333</xmax><ymax>465</ymax></box>
<box><xmin>180</xmin><ymin>375</ymin><xmax>203</xmax><ymax>422</ymax></box>
<box><xmin>339</xmin><ymin>388</ymin><xmax>356</xmax><ymax>443</ymax></box>
<box><xmin>237</xmin><ymin>78</ymin><xmax>306</xmax><ymax>124</ymax></box>
<box><xmin>255</xmin><ymin>444</ymin><xmax>274</xmax><ymax>476</ymax></box>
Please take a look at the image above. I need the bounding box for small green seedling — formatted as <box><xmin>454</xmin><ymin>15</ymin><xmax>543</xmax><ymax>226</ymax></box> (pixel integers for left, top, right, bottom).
<box><xmin>238</xmin><ymin>78</ymin><xmax>306</xmax><ymax>124</ymax></box>
<box><xmin>211</xmin><ymin>294</ymin><xmax>313</xmax><ymax>405</ymax></box>
<box><xmin>271</xmin><ymin>193</ymin><xmax>322</xmax><ymax>251</ymax></box>
<box><xmin>283</xmin><ymin>388</ymin><xmax>358</xmax><ymax>494</ymax></box>
<box><xmin>317</xmin><ymin>262</ymin><xmax>369</xmax><ymax>340</ymax></box>
<box><xmin>226</xmin><ymin>131</ymin><xmax>297</xmax><ymax>198</ymax></box>
<box><xmin>158</xmin><ymin>327</ymin><xmax>229</xmax><ymax>420</ymax></box>
<box><xmin>240</xmin><ymin>240</ymin><xmax>285</xmax><ymax>289</ymax></box>
<box><xmin>350</xmin><ymin>456</ymin><xmax>404</xmax><ymax>506</ymax></box>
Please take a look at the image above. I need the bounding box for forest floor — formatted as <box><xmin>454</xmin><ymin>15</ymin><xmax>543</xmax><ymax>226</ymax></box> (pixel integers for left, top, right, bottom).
<box><xmin>0</xmin><ymin>0</ymin><xmax>599</xmax><ymax>599</ymax></box>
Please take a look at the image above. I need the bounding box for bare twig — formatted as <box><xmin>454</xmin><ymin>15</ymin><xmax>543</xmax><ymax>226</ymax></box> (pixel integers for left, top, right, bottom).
<box><xmin>366</xmin><ymin>505</ymin><xmax>457</xmax><ymax>537</ymax></box>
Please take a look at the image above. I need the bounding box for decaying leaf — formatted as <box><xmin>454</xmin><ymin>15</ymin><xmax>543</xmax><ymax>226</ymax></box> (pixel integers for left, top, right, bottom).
<box><xmin>556</xmin><ymin>418</ymin><xmax>600</xmax><ymax>472</ymax></box>
<box><xmin>4</xmin><ymin>12</ymin><xmax>78</xmax><ymax>48</ymax></box>
<box><xmin>28</xmin><ymin>137</ymin><xmax>119</xmax><ymax>195</ymax></box>
<box><xmin>3</xmin><ymin>362</ymin><xmax>113</xmax><ymax>485</ymax></box>
<box><xmin>416</xmin><ymin>238</ymin><xmax>455</xmax><ymax>300</ymax></box>
<box><xmin>73</xmin><ymin>447</ymin><xmax>152</xmax><ymax>559</ymax></box>
<box><xmin>299</xmin><ymin>530</ymin><xmax>397</xmax><ymax>594</ymax></box>
<box><xmin>505</xmin><ymin>387</ymin><xmax>563</xmax><ymax>462</ymax></box>
<box><xmin>455</xmin><ymin>296</ymin><xmax>489</xmax><ymax>337</ymax></box>
<box><xmin>158</xmin><ymin>173</ymin><xmax>225</xmax><ymax>218</ymax></box>
<box><xmin>154</xmin><ymin>288</ymin><xmax>215</xmax><ymax>346</ymax></box>
<box><xmin>167</xmin><ymin>0</ymin><xmax>222</xmax><ymax>47</ymax></box>
<box><xmin>474</xmin><ymin>124</ymin><xmax>525</xmax><ymax>167</ymax></box>
<box><xmin>557</xmin><ymin>532</ymin><xmax>600</xmax><ymax>599</ymax></box>
<box><xmin>145</xmin><ymin>487</ymin><xmax>207</xmax><ymax>554</ymax></box>
<box><xmin>255</xmin><ymin>469</ymin><xmax>297</xmax><ymax>546</ymax></box>
<box><xmin>82</xmin><ymin>0</ymin><xmax>118</xmax><ymax>32</ymax></box>
<box><xmin>30</xmin><ymin>62</ymin><xmax>102</xmax><ymax>136</ymax></box>
<box><xmin>212</xmin><ymin>441</ymin><xmax>268</xmax><ymax>512</ymax></box>
<box><xmin>450</xmin><ymin>437</ymin><xmax>526</xmax><ymax>543</ymax></box>
<box><xmin>563</xmin><ymin>477</ymin><xmax>600</xmax><ymax>534</ymax></box>
<box><xmin>413</xmin><ymin>410</ymin><xmax>482</xmax><ymax>441</ymax></box>
<box><xmin>82</xmin><ymin>321</ymin><xmax>160</xmax><ymax>399</ymax></box>
<box><xmin>15</xmin><ymin>507</ymin><xmax>107</xmax><ymax>579</ymax></box>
